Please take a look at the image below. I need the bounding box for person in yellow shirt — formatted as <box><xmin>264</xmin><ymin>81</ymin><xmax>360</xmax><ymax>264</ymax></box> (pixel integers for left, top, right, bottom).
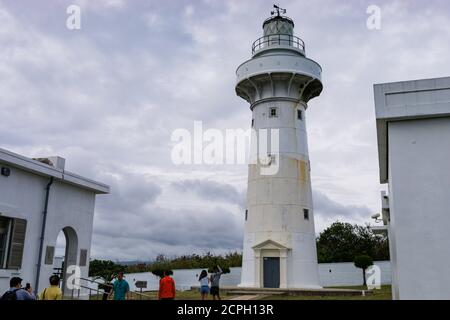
<box><xmin>39</xmin><ymin>275</ymin><xmax>63</xmax><ymax>300</ymax></box>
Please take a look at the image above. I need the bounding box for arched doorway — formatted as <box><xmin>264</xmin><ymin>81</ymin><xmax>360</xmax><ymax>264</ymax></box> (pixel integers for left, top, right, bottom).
<box><xmin>55</xmin><ymin>227</ymin><xmax>78</xmax><ymax>296</ymax></box>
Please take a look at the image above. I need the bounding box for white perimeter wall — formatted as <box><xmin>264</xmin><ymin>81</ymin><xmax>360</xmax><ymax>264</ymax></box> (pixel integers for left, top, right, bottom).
<box><xmin>96</xmin><ymin>262</ymin><xmax>392</xmax><ymax>292</ymax></box>
<box><xmin>319</xmin><ymin>261</ymin><xmax>391</xmax><ymax>287</ymax></box>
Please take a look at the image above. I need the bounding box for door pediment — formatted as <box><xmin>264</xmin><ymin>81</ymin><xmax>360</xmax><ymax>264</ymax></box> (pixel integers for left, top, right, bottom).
<box><xmin>252</xmin><ymin>239</ymin><xmax>290</xmax><ymax>250</ymax></box>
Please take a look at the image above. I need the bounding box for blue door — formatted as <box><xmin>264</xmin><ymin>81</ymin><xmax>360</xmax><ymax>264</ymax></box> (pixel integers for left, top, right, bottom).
<box><xmin>263</xmin><ymin>257</ymin><xmax>280</xmax><ymax>288</ymax></box>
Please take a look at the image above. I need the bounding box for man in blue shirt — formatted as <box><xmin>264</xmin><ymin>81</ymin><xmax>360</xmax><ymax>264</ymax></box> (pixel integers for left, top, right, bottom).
<box><xmin>1</xmin><ymin>277</ymin><xmax>36</xmax><ymax>300</ymax></box>
<box><xmin>108</xmin><ymin>272</ymin><xmax>130</xmax><ymax>300</ymax></box>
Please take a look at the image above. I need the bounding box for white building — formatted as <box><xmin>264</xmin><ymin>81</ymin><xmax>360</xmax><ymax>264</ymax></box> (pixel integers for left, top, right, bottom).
<box><xmin>235</xmin><ymin>10</ymin><xmax>323</xmax><ymax>289</ymax></box>
<box><xmin>0</xmin><ymin>148</ymin><xmax>109</xmax><ymax>296</ymax></box>
<box><xmin>374</xmin><ymin>76</ymin><xmax>450</xmax><ymax>299</ymax></box>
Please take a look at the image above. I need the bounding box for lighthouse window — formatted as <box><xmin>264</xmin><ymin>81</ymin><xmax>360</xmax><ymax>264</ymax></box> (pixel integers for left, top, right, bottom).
<box><xmin>303</xmin><ymin>209</ymin><xmax>309</xmax><ymax>220</ymax></box>
<box><xmin>245</xmin><ymin>210</ymin><xmax>248</xmax><ymax>221</ymax></box>
<box><xmin>297</xmin><ymin>109</ymin><xmax>303</xmax><ymax>120</ymax></box>
<box><xmin>251</xmin><ymin>119</ymin><xmax>254</xmax><ymax>127</ymax></box>
<box><xmin>269</xmin><ymin>107</ymin><xmax>278</xmax><ymax>118</ymax></box>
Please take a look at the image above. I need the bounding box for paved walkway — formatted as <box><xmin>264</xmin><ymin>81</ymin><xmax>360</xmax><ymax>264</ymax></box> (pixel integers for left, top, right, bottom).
<box><xmin>228</xmin><ymin>295</ymin><xmax>265</xmax><ymax>300</ymax></box>
<box><xmin>219</xmin><ymin>286</ymin><xmax>368</xmax><ymax>297</ymax></box>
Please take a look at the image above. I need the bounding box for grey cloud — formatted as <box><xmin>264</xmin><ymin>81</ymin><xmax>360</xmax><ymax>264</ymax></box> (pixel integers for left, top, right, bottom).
<box><xmin>91</xmin><ymin>175</ymin><xmax>243</xmax><ymax>260</ymax></box>
<box><xmin>92</xmin><ymin>171</ymin><xmax>162</xmax><ymax>216</ymax></box>
<box><xmin>92</xmin><ymin>206</ymin><xmax>243</xmax><ymax>260</ymax></box>
<box><xmin>313</xmin><ymin>190</ymin><xmax>372</xmax><ymax>220</ymax></box>
<box><xmin>172</xmin><ymin>179</ymin><xmax>245</xmax><ymax>208</ymax></box>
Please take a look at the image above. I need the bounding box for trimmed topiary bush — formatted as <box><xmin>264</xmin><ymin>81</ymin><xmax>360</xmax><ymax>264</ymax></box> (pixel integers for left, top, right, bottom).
<box><xmin>354</xmin><ymin>255</ymin><xmax>374</xmax><ymax>286</ymax></box>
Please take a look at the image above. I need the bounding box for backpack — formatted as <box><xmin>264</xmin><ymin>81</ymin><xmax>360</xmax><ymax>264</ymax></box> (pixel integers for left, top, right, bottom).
<box><xmin>1</xmin><ymin>288</ymin><xmax>19</xmax><ymax>301</ymax></box>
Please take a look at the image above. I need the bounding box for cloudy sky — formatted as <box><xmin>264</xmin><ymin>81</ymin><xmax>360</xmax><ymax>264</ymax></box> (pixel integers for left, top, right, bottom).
<box><xmin>1</xmin><ymin>0</ymin><xmax>450</xmax><ymax>261</ymax></box>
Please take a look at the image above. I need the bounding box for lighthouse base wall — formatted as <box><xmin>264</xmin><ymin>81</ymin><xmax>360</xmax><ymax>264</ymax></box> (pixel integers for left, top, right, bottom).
<box><xmin>239</xmin><ymin>232</ymin><xmax>321</xmax><ymax>289</ymax></box>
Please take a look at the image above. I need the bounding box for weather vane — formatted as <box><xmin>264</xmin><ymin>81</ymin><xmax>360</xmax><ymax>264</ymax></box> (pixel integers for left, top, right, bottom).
<box><xmin>271</xmin><ymin>4</ymin><xmax>286</xmax><ymax>17</ymax></box>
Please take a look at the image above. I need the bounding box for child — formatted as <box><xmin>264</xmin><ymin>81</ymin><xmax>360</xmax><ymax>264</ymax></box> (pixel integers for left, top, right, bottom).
<box><xmin>198</xmin><ymin>270</ymin><xmax>209</xmax><ymax>300</ymax></box>
<box><xmin>158</xmin><ymin>271</ymin><xmax>176</xmax><ymax>300</ymax></box>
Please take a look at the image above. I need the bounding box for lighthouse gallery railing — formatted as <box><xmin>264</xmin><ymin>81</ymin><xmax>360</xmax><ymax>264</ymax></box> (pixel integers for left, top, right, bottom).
<box><xmin>252</xmin><ymin>34</ymin><xmax>305</xmax><ymax>55</ymax></box>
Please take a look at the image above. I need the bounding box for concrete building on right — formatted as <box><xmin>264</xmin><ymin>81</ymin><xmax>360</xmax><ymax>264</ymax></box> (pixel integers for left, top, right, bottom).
<box><xmin>373</xmin><ymin>76</ymin><xmax>450</xmax><ymax>300</ymax></box>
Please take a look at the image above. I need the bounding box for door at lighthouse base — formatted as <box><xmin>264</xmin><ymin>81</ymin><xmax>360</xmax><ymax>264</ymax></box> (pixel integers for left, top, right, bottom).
<box><xmin>263</xmin><ymin>257</ymin><xmax>280</xmax><ymax>288</ymax></box>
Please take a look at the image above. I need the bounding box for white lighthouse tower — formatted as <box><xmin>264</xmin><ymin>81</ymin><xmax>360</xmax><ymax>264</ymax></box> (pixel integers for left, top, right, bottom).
<box><xmin>236</xmin><ymin>7</ymin><xmax>323</xmax><ymax>289</ymax></box>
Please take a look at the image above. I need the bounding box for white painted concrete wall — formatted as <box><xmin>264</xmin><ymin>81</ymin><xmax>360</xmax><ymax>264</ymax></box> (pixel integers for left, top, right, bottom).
<box><xmin>319</xmin><ymin>261</ymin><xmax>391</xmax><ymax>287</ymax></box>
<box><xmin>0</xmin><ymin>165</ymin><xmax>97</xmax><ymax>295</ymax></box>
<box><xmin>0</xmin><ymin>166</ymin><xmax>47</xmax><ymax>292</ymax></box>
<box><xmin>100</xmin><ymin>262</ymin><xmax>392</xmax><ymax>292</ymax></box>
<box><xmin>388</xmin><ymin>117</ymin><xmax>450</xmax><ymax>299</ymax></box>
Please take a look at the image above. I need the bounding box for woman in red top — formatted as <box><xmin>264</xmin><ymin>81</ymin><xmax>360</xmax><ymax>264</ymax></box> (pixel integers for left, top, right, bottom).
<box><xmin>158</xmin><ymin>271</ymin><xmax>176</xmax><ymax>300</ymax></box>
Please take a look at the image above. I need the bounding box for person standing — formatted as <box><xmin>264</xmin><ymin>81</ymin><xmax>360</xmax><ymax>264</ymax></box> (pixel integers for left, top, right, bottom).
<box><xmin>158</xmin><ymin>271</ymin><xmax>176</xmax><ymax>300</ymax></box>
<box><xmin>210</xmin><ymin>265</ymin><xmax>223</xmax><ymax>300</ymax></box>
<box><xmin>39</xmin><ymin>275</ymin><xmax>63</xmax><ymax>300</ymax></box>
<box><xmin>109</xmin><ymin>272</ymin><xmax>130</xmax><ymax>300</ymax></box>
<box><xmin>1</xmin><ymin>277</ymin><xmax>36</xmax><ymax>300</ymax></box>
<box><xmin>198</xmin><ymin>270</ymin><xmax>209</xmax><ymax>300</ymax></box>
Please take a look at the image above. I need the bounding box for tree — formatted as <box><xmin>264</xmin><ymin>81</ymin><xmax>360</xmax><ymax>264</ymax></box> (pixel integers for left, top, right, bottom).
<box><xmin>354</xmin><ymin>255</ymin><xmax>373</xmax><ymax>286</ymax></box>
<box><xmin>149</xmin><ymin>254</ymin><xmax>173</xmax><ymax>278</ymax></box>
<box><xmin>316</xmin><ymin>222</ymin><xmax>358</xmax><ymax>263</ymax></box>
<box><xmin>89</xmin><ymin>259</ymin><xmax>124</xmax><ymax>283</ymax></box>
<box><xmin>207</xmin><ymin>266</ymin><xmax>230</xmax><ymax>274</ymax></box>
<box><xmin>316</xmin><ymin>222</ymin><xmax>389</xmax><ymax>263</ymax></box>
<box><xmin>151</xmin><ymin>268</ymin><xmax>174</xmax><ymax>278</ymax></box>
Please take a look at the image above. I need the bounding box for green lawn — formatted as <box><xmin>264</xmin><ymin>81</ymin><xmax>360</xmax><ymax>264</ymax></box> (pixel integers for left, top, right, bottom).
<box><xmin>260</xmin><ymin>285</ymin><xmax>392</xmax><ymax>300</ymax></box>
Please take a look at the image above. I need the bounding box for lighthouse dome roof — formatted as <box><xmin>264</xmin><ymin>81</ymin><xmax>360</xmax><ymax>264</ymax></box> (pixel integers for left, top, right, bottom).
<box><xmin>263</xmin><ymin>15</ymin><xmax>294</xmax><ymax>36</ymax></box>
